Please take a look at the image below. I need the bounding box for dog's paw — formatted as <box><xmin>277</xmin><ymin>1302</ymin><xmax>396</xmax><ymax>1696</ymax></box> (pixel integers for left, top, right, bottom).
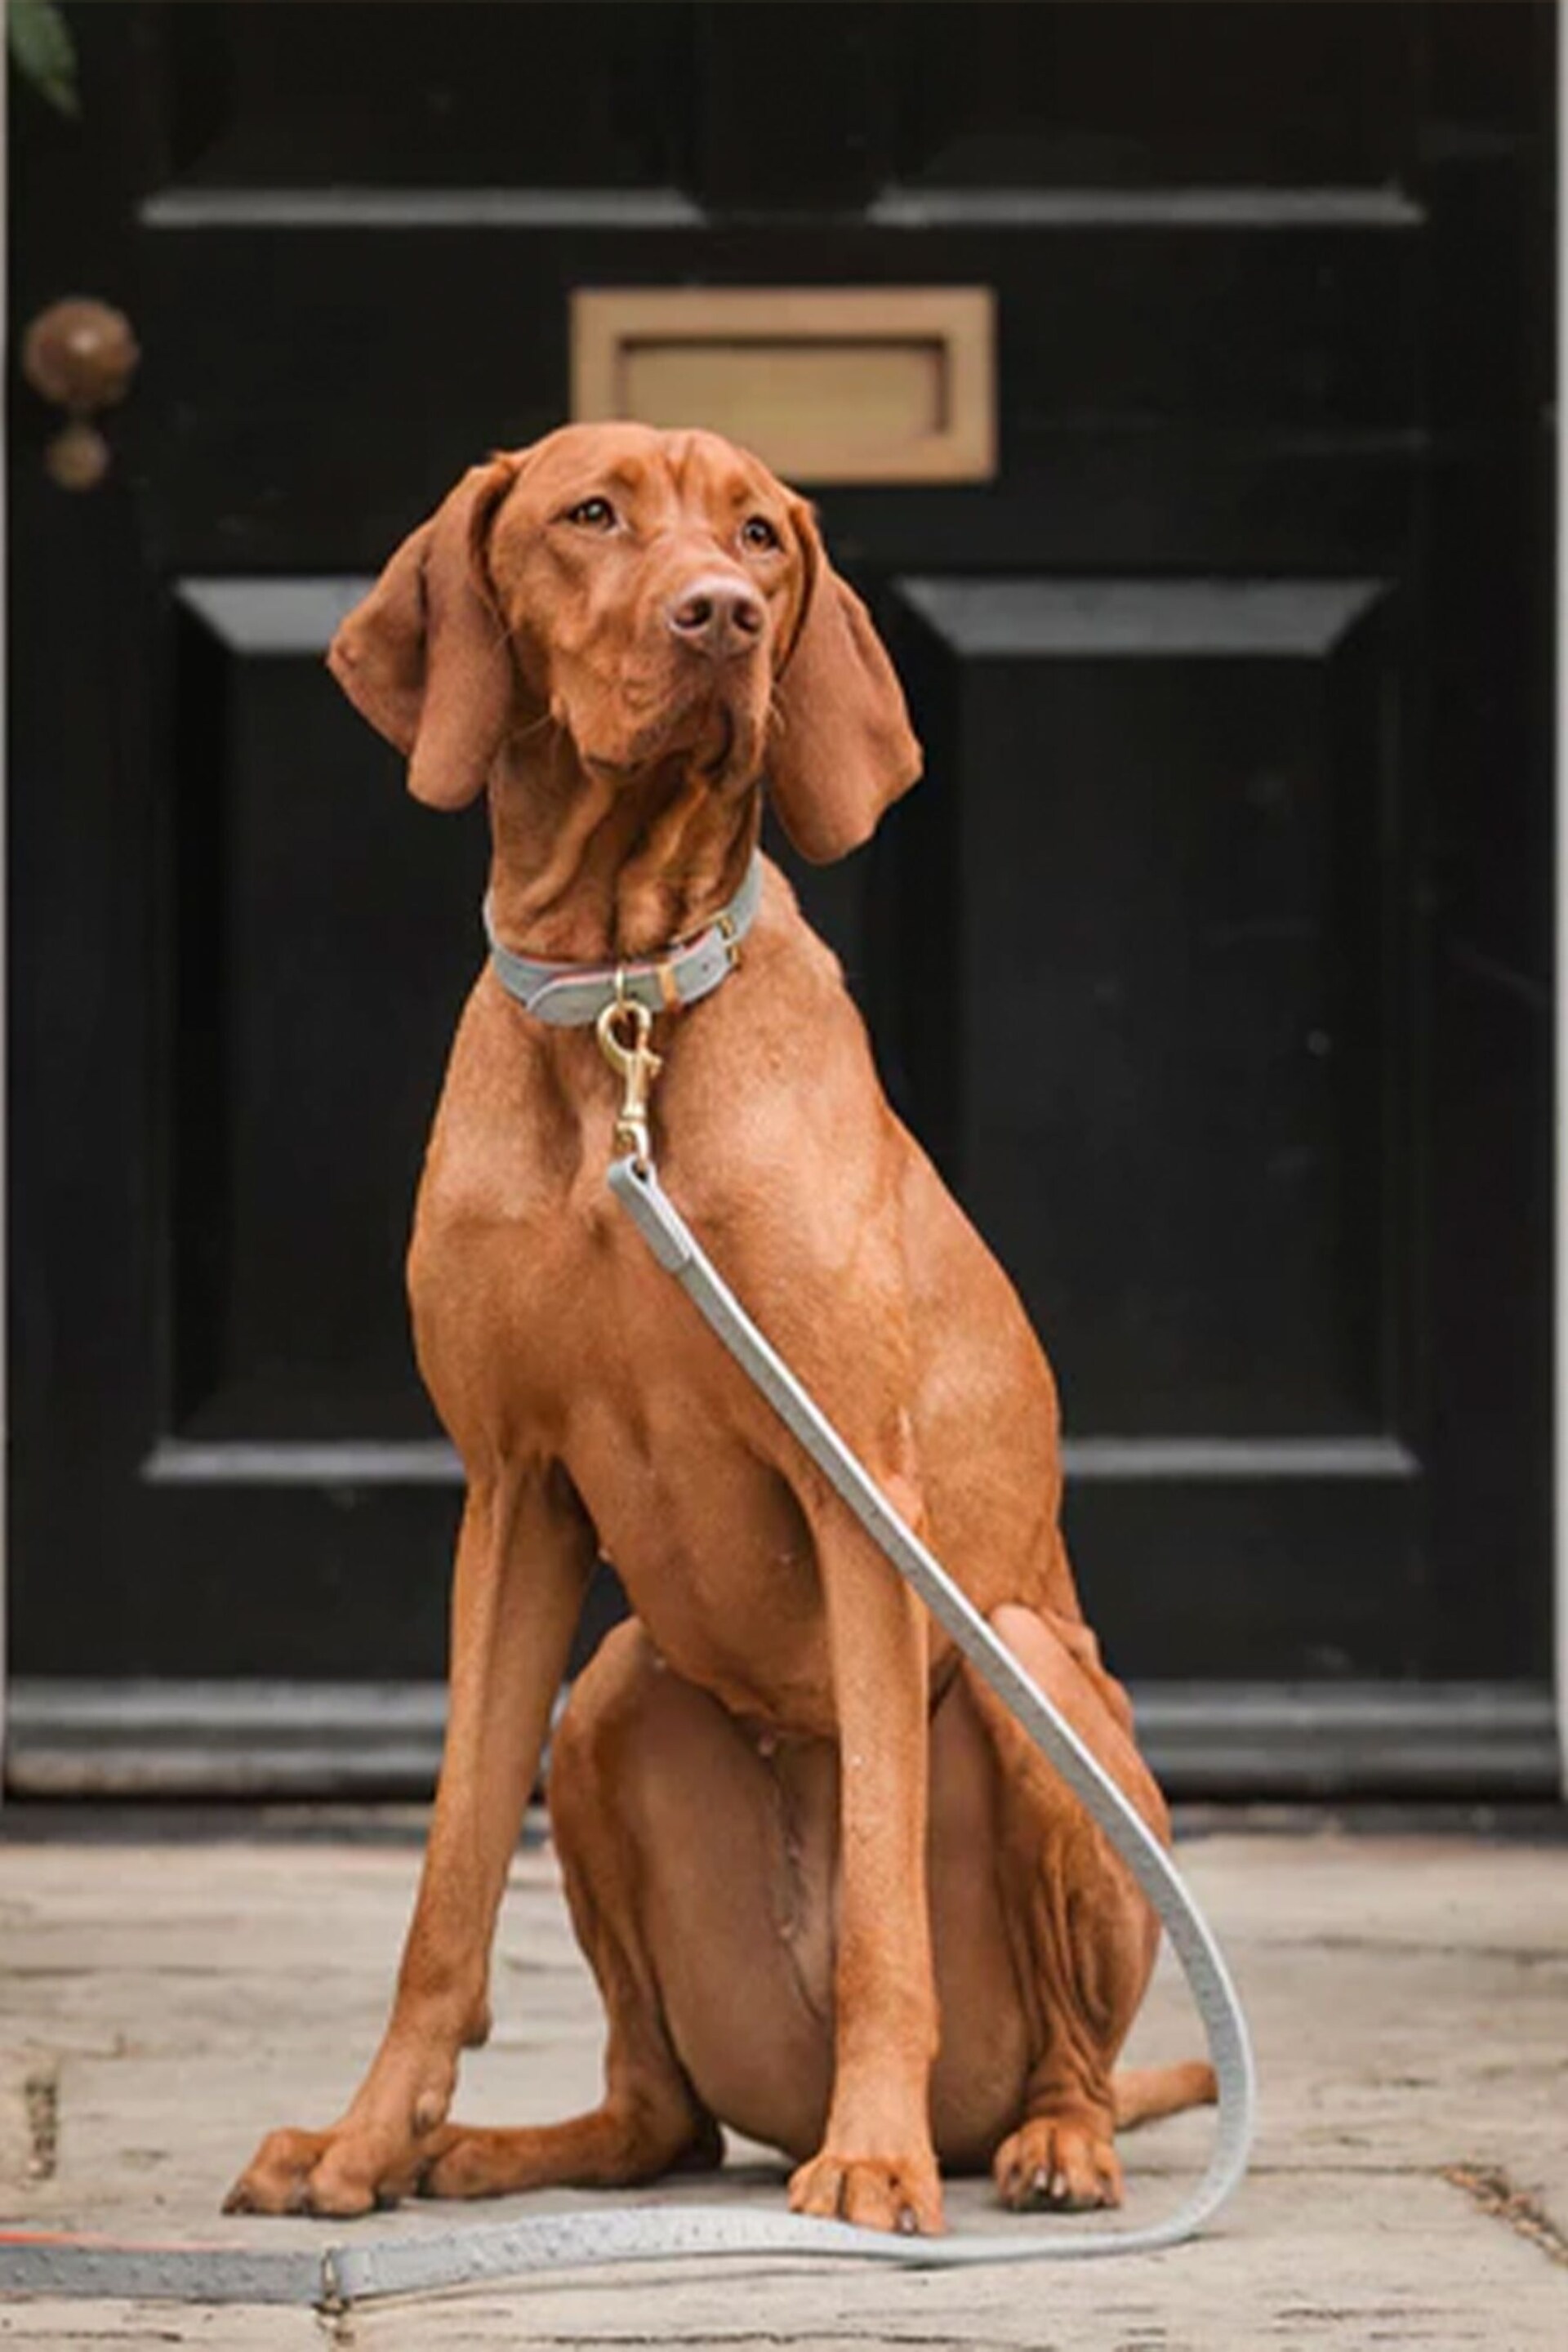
<box><xmin>992</xmin><ymin>2113</ymin><xmax>1123</xmax><ymax>2213</ymax></box>
<box><xmin>223</xmin><ymin>2128</ymin><xmax>332</xmax><ymax>2216</ymax></box>
<box><xmin>788</xmin><ymin>2148</ymin><xmax>945</xmax><ymax>2235</ymax></box>
<box><xmin>223</xmin><ymin>2120</ymin><xmax>451</xmax><ymax>2219</ymax></box>
<box><xmin>415</xmin><ymin>2126</ymin><xmax>524</xmax><ymax>2201</ymax></box>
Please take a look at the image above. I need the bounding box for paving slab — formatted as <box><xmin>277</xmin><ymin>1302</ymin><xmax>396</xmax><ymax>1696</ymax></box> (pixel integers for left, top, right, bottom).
<box><xmin>1</xmin><ymin>1812</ymin><xmax>1565</xmax><ymax>2347</ymax></box>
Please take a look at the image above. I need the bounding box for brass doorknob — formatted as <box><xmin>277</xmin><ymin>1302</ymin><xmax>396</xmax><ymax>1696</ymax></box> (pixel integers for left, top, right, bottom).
<box><xmin>22</xmin><ymin>296</ymin><xmax>141</xmax><ymax>489</ymax></box>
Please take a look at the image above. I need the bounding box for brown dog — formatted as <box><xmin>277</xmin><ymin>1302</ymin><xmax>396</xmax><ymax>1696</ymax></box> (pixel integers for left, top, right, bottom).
<box><xmin>226</xmin><ymin>423</ymin><xmax>1212</xmax><ymax>2236</ymax></box>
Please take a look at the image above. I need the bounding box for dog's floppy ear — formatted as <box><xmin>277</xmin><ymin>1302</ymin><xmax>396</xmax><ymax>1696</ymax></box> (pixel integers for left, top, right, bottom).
<box><xmin>765</xmin><ymin>501</ymin><xmax>922</xmax><ymax>862</ymax></box>
<box><xmin>328</xmin><ymin>457</ymin><xmax>520</xmax><ymax>810</ymax></box>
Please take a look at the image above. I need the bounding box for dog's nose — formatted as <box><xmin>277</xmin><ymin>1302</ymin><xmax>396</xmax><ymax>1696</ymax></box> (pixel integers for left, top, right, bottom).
<box><xmin>666</xmin><ymin>575</ymin><xmax>765</xmax><ymax>658</ymax></box>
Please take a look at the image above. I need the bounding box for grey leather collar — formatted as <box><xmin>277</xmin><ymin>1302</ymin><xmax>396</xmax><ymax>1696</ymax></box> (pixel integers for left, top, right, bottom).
<box><xmin>484</xmin><ymin>853</ymin><xmax>762</xmax><ymax>1027</ymax></box>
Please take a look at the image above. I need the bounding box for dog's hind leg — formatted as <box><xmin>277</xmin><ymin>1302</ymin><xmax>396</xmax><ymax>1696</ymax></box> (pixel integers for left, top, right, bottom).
<box><xmin>966</xmin><ymin>1588</ymin><xmax>1183</xmax><ymax>2214</ymax></box>
<box><xmin>420</xmin><ymin>1622</ymin><xmax>728</xmax><ymax>2199</ymax></box>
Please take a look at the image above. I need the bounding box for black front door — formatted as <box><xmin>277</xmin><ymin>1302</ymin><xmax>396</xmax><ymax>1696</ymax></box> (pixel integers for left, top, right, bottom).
<box><xmin>9</xmin><ymin>3</ymin><xmax>1556</xmax><ymax>1788</ymax></box>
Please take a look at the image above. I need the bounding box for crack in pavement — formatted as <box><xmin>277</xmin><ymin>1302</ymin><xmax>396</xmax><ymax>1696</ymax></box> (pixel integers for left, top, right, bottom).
<box><xmin>1442</xmin><ymin>2162</ymin><xmax>1568</xmax><ymax>2268</ymax></box>
<box><xmin>24</xmin><ymin>2065</ymin><xmax>59</xmax><ymax>2182</ymax></box>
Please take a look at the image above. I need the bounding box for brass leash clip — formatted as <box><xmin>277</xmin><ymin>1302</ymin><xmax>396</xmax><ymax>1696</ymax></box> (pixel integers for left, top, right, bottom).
<box><xmin>595</xmin><ymin>990</ymin><xmax>663</xmax><ymax>1170</ymax></box>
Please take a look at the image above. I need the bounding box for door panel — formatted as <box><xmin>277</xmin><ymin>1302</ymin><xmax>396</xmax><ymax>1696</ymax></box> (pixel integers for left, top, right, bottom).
<box><xmin>7</xmin><ymin>3</ymin><xmax>1555</xmax><ymax>1777</ymax></box>
<box><xmin>897</xmin><ymin>577</ymin><xmax>1394</xmax><ymax>1439</ymax></box>
<box><xmin>167</xmin><ymin>577</ymin><xmax>477</xmax><ymax>1443</ymax></box>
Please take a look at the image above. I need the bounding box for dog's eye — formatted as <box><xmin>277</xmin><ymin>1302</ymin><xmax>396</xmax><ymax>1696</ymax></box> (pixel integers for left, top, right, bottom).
<box><xmin>564</xmin><ymin>497</ymin><xmax>617</xmax><ymax>531</ymax></box>
<box><xmin>740</xmin><ymin>515</ymin><xmax>781</xmax><ymax>552</ymax></box>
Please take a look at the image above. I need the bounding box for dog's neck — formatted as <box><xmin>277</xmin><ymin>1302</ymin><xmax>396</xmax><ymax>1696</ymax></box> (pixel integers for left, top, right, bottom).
<box><xmin>483</xmin><ymin>725</ymin><xmax>762</xmax><ymax>962</ymax></box>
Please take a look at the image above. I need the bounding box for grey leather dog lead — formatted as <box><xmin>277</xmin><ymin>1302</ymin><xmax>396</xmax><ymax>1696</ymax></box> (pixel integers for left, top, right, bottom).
<box><xmin>600</xmin><ymin>1155</ymin><xmax>1257</xmax><ymax>2256</ymax></box>
<box><xmin>485</xmin><ymin>852</ymin><xmax>764</xmax><ymax>1026</ymax></box>
<box><xmin>0</xmin><ymin>1074</ymin><xmax>1256</xmax><ymax>2312</ymax></box>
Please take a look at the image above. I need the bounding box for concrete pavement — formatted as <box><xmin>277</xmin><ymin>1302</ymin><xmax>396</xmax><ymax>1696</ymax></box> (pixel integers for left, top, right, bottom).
<box><xmin>1</xmin><ymin>1806</ymin><xmax>1565</xmax><ymax>2347</ymax></box>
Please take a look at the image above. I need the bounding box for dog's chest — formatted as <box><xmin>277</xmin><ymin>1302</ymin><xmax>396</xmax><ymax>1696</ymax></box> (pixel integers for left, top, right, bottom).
<box><xmin>563</xmin><ymin>1229</ymin><xmax>841</xmax><ymax>1732</ymax></box>
<box><xmin>414</xmin><ymin>1139</ymin><xmax>842</xmax><ymax>1728</ymax></box>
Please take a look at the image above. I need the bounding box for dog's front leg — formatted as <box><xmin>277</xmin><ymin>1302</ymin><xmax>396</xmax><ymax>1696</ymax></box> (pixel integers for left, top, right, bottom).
<box><xmin>225</xmin><ymin>1463</ymin><xmax>594</xmax><ymax>2217</ymax></box>
<box><xmin>789</xmin><ymin>1471</ymin><xmax>943</xmax><ymax>2236</ymax></box>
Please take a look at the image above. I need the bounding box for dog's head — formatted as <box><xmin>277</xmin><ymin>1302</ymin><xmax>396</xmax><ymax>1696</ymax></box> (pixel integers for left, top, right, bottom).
<box><xmin>328</xmin><ymin>422</ymin><xmax>920</xmax><ymax>862</ymax></box>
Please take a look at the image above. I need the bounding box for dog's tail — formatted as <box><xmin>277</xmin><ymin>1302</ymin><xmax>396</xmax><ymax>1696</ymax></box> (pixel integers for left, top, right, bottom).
<box><xmin>1111</xmin><ymin>2061</ymin><xmax>1218</xmax><ymax>2131</ymax></box>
